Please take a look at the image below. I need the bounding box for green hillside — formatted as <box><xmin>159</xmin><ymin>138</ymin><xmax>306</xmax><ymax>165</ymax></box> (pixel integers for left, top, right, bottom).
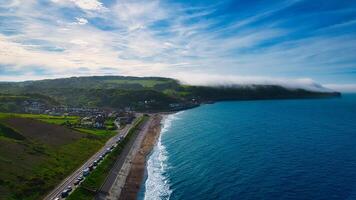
<box><xmin>0</xmin><ymin>93</ymin><xmax>59</xmax><ymax>113</ymax></box>
<box><xmin>0</xmin><ymin>76</ymin><xmax>340</xmax><ymax>112</ymax></box>
<box><xmin>0</xmin><ymin>113</ymin><xmax>115</xmax><ymax>200</ymax></box>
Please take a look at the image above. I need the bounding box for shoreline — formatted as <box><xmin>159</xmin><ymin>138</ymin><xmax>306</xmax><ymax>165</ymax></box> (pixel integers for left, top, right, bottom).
<box><xmin>118</xmin><ymin>114</ymin><xmax>164</xmax><ymax>200</ymax></box>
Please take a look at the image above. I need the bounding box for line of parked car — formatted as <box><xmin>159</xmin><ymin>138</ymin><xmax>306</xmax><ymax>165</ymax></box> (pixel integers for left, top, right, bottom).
<box><xmin>57</xmin><ymin>136</ymin><xmax>124</xmax><ymax>199</ymax></box>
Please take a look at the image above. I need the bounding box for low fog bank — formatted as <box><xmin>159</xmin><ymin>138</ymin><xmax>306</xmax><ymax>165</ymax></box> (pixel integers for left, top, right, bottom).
<box><xmin>324</xmin><ymin>84</ymin><xmax>356</xmax><ymax>93</ymax></box>
<box><xmin>174</xmin><ymin>74</ymin><xmax>334</xmax><ymax>92</ymax></box>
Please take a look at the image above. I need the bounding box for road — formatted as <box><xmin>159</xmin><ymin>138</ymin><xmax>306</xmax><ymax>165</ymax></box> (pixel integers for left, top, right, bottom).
<box><xmin>43</xmin><ymin>120</ymin><xmax>135</xmax><ymax>200</ymax></box>
<box><xmin>95</xmin><ymin>116</ymin><xmax>153</xmax><ymax>200</ymax></box>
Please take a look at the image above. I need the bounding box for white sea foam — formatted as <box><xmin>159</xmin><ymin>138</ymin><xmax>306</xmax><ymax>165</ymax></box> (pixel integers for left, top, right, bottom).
<box><xmin>143</xmin><ymin>113</ymin><xmax>182</xmax><ymax>200</ymax></box>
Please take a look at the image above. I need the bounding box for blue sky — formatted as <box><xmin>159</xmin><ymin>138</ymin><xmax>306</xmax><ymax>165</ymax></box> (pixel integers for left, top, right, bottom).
<box><xmin>0</xmin><ymin>0</ymin><xmax>355</xmax><ymax>91</ymax></box>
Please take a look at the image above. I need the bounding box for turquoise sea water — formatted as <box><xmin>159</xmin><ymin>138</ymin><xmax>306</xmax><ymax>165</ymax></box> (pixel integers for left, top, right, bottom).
<box><xmin>139</xmin><ymin>94</ymin><xmax>356</xmax><ymax>200</ymax></box>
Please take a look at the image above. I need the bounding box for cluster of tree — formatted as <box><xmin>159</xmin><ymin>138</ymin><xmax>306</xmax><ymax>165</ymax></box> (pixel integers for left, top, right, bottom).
<box><xmin>0</xmin><ymin>93</ymin><xmax>59</xmax><ymax>113</ymax></box>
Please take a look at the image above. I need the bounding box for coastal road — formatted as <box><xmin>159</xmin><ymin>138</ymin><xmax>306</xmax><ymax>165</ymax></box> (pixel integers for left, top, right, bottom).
<box><xmin>43</xmin><ymin>120</ymin><xmax>135</xmax><ymax>200</ymax></box>
<box><xmin>95</xmin><ymin>115</ymin><xmax>153</xmax><ymax>200</ymax></box>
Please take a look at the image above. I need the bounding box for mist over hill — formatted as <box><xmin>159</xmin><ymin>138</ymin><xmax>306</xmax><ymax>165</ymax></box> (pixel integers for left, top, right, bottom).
<box><xmin>0</xmin><ymin>76</ymin><xmax>340</xmax><ymax>112</ymax></box>
<box><xmin>174</xmin><ymin>74</ymin><xmax>334</xmax><ymax>92</ymax></box>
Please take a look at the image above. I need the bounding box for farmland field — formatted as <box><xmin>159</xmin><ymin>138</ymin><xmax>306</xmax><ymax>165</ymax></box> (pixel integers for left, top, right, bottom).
<box><xmin>0</xmin><ymin>113</ymin><xmax>79</xmax><ymax>125</ymax></box>
<box><xmin>103</xmin><ymin>79</ymin><xmax>173</xmax><ymax>88</ymax></box>
<box><xmin>0</xmin><ymin>113</ymin><xmax>115</xmax><ymax>200</ymax></box>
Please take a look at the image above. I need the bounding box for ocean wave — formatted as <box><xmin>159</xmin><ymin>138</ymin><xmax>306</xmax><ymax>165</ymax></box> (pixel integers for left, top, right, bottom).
<box><xmin>143</xmin><ymin>113</ymin><xmax>182</xmax><ymax>200</ymax></box>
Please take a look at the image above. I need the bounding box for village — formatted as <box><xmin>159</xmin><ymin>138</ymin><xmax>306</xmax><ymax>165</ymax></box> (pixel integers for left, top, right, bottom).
<box><xmin>22</xmin><ymin>99</ymin><xmax>136</xmax><ymax>129</ymax></box>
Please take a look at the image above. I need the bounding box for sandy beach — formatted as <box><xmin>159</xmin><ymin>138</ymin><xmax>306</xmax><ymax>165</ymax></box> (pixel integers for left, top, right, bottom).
<box><xmin>119</xmin><ymin>114</ymin><xmax>164</xmax><ymax>200</ymax></box>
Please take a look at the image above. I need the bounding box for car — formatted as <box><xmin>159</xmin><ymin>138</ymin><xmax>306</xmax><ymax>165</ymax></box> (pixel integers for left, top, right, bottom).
<box><xmin>83</xmin><ymin>168</ymin><xmax>90</xmax><ymax>176</ymax></box>
<box><xmin>74</xmin><ymin>179</ymin><xmax>80</xmax><ymax>185</ymax></box>
<box><xmin>89</xmin><ymin>164</ymin><xmax>94</xmax><ymax>171</ymax></box>
<box><xmin>61</xmin><ymin>190</ymin><xmax>69</xmax><ymax>198</ymax></box>
<box><xmin>93</xmin><ymin>160</ymin><xmax>98</xmax><ymax>166</ymax></box>
<box><xmin>53</xmin><ymin>198</ymin><xmax>59</xmax><ymax>200</ymax></box>
<box><xmin>77</xmin><ymin>176</ymin><xmax>84</xmax><ymax>181</ymax></box>
<box><xmin>67</xmin><ymin>186</ymin><xmax>72</xmax><ymax>192</ymax></box>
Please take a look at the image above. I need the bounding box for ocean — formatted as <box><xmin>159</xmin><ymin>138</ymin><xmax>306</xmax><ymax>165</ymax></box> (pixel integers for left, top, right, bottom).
<box><xmin>138</xmin><ymin>94</ymin><xmax>356</xmax><ymax>200</ymax></box>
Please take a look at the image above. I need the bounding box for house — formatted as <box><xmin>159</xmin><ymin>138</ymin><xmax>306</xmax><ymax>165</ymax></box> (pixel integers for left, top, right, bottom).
<box><xmin>23</xmin><ymin>101</ymin><xmax>46</xmax><ymax>114</ymax></box>
<box><xmin>80</xmin><ymin>116</ymin><xmax>94</xmax><ymax>127</ymax></box>
<box><xmin>94</xmin><ymin>114</ymin><xmax>105</xmax><ymax>128</ymax></box>
<box><xmin>117</xmin><ymin>113</ymin><xmax>135</xmax><ymax>125</ymax></box>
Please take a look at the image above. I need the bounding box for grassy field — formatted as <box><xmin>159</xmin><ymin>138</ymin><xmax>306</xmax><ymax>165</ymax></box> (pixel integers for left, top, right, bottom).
<box><xmin>0</xmin><ymin>113</ymin><xmax>116</xmax><ymax>138</ymax></box>
<box><xmin>104</xmin><ymin>79</ymin><xmax>172</xmax><ymax>88</ymax></box>
<box><xmin>67</xmin><ymin>115</ymin><xmax>148</xmax><ymax>200</ymax></box>
<box><xmin>0</xmin><ymin>113</ymin><xmax>116</xmax><ymax>200</ymax></box>
<box><xmin>0</xmin><ymin>113</ymin><xmax>79</xmax><ymax>125</ymax></box>
<box><xmin>0</xmin><ymin>95</ymin><xmax>29</xmax><ymax>100</ymax></box>
<box><xmin>74</xmin><ymin>128</ymin><xmax>116</xmax><ymax>137</ymax></box>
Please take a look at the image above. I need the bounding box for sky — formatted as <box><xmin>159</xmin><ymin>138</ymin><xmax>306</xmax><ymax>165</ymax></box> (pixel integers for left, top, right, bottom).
<box><xmin>0</xmin><ymin>0</ymin><xmax>355</xmax><ymax>91</ymax></box>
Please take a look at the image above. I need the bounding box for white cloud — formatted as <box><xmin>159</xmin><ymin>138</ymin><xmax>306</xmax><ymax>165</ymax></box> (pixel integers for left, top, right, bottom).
<box><xmin>51</xmin><ymin>0</ymin><xmax>106</xmax><ymax>11</ymax></box>
<box><xmin>72</xmin><ymin>0</ymin><xmax>105</xmax><ymax>11</ymax></box>
<box><xmin>0</xmin><ymin>0</ymin><xmax>21</xmax><ymax>8</ymax></box>
<box><xmin>112</xmin><ymin>0</ymin><xmax>166</xmax><ymax>30</ymax></box>
<box><xmin>75</xmin><ymin>17</ymin><xmax>88</xmax><ymax>25</ymax></box>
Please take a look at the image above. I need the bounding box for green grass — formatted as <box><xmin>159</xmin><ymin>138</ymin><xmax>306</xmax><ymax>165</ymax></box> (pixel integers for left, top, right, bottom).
<box><xmin>0</xmin><ymin>123</ymin><xmax>26</xmax><ymax>140</ymax></box>
<box><xmin>0</xmin><ymin>95</ymin><xmax>30</xmax><ymax>100</ymax></box>
<box><xmin>0</xmin><ymin>113</ymin><xmax>118</xmax><ymax>200</ymax></box>
<box><xmin>67</xmin><ymin>115</ymin><xmax>148</xmax><ymax>200</ymax></box>
<box><xmin>163</xmin><ymin>88</ymin><xmax>189</xmax><ymax>96</ymax></box>
<box><xmin>0</xmin><ymin>113</ymin><xmax>79</xmax><ymax>125</ymax></box>
<box><xmin>104</xmin><ymin>118</ymin><xmax>116</xmax><ymax>130</ymax></box>
<box><xmin>104</xmin><ymin>79</ymin><xmax>170</xmax><ymax>88</ymax></box>
<box><xmin>0</xmin><ymin>113</ymin><xmax>115</xmax><ymax>137</ymax></box>
<box><xmin>74</xmin><ymin>128</ymin><xmax>116</xmax><ymax>137</ymax></box>
<box><xmin>5</xmin><ymin>138</ymin><xmax>104</xmax><ymax>200</ymax></box>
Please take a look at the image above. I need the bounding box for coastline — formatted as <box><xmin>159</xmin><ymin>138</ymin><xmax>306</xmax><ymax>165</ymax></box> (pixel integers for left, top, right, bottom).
<box><xmin>119</xmin><ymin>114</ymin><xmax>164</xmax><ymax>200</ymax></box>
<box><xmin>104</xmin><ymin>95</ymin><xmax>343</xmax><ymax>200</ymax></box>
